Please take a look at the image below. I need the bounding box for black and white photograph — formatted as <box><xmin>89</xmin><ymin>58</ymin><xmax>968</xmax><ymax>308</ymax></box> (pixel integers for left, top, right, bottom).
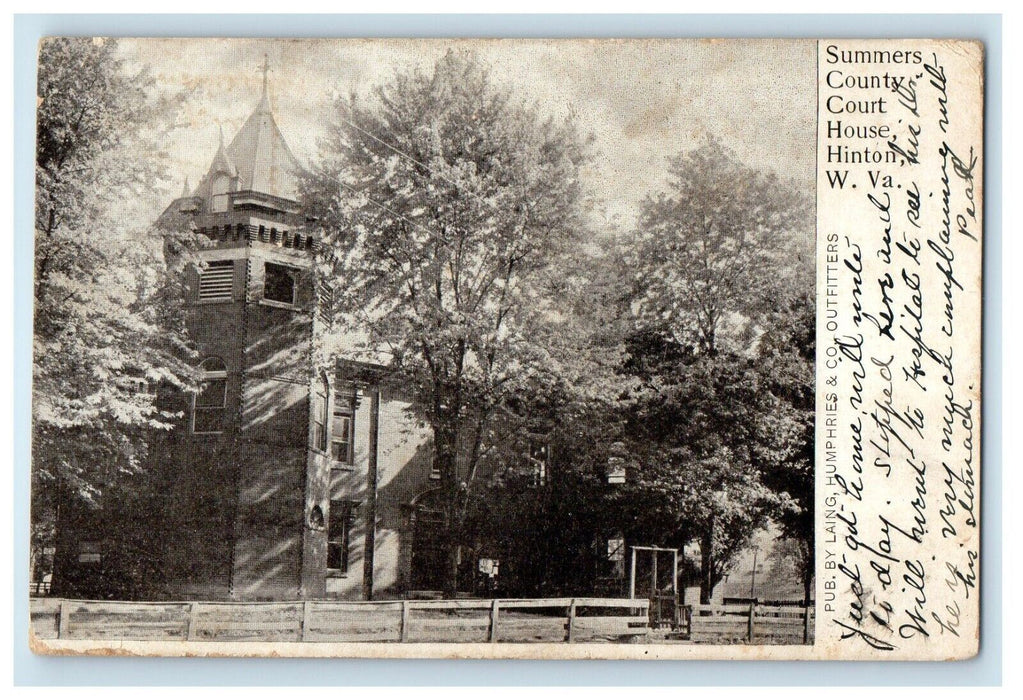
<box><xmin>28</xmin><ymin>35</ymin><xmax>876</xmax><ymax>654</ymax></box>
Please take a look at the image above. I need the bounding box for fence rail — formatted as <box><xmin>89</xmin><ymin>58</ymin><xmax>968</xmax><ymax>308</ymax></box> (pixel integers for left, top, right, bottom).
<box><xmin>31</xmin><ymin>597</ymin><xmax>650</xmax><ymax>644</ymax></box>
<box><xmin>685</xmin><ymin>603</ymin><xmax>814</xmax><ymax>645</ymax></box>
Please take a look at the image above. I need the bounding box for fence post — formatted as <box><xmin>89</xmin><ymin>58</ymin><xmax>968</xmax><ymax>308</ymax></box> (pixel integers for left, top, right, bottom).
<box><xmin>186</xmin><ymin>602</ymin><xmax>198</xmax><ymax>640</ymax></box>
<box><xmin>400</xmin><ymin>600</ymin><xmax>410</xmax><ymax>643</ymax></box>
<box><xmin>57</xmin><ymin>600</ymin><xmax>70</xmax><ymax>639</ymax></box>
<box><xmin>628</xmin><ymin>548</ymin><xmax>637</xmax><ymax>599</ymax></box>
<box><xmin>747</xmin><ymin>602</ymin><xmax>755</xmax><ymax>643</ymax></box>
<box><xmin>489</xmin><ymin>599</ymin><xmax>500</xmax><ymax>643</ymax></box>
<box><xmin>567</xmin><ymin>599</ymin><xmax>577</xmax><ymax>643</ymax></box>
<box><xmin>301</xmin><ymin>601</ymin><xmax>311</xmax><ymax>642</ymax></box>
<box><xmin>803</xmin><ymin>603</ymin><xmax>811</xmax><ymax>644</ymax></box>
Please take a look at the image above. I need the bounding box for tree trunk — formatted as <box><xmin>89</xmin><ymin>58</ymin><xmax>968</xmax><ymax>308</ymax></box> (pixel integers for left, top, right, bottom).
<box><xmin>444</xmin><ymin>536</ymin><xmax>460</xmax><ymax>599</ymax></box>
<box><xmin>801</xmin><ymin>538</ymin><xmax>814</xmax><ymax>606</ymax></box>
<box><xmin>699</xmin><ymin>526</ymin><xmax>713</xmax><ymax>605</ymax></box>
<box><xmin>433</xmin><ymin>420</ymin><xmax>461</xmax><ymax>599</ymax></box>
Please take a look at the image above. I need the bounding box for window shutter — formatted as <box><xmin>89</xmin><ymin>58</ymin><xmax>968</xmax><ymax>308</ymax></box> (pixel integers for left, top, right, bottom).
<box><xmin>318</xmin><ymin>282</ymin><xmax>334</xmax><ymax>324</ymax></box>
<box><xmin>198</xmin><ymin>260</ymin><xmax>234</xmax><ymax>302</ymax></box>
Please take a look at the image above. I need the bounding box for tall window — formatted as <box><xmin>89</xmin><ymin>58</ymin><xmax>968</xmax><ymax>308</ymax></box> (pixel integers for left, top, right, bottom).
<box><xmin>264</xmin><ymin>262</ymin><xmax>296</xmax><ymax>305</ymax></box>
<box><xmin>193</xmin><ymin>357</ymin><xmax>227</xmax><ymax>434</ymax></box>
<box><xmin>327</xmin><ymin>500</ymin><xmax>357</xmax><ymax>574</ymax></box>
<box><xmin>607</xmin><ymin>441</ymin><xmax>627</xmax><ymax>484</ymax></box>
<box><xmin>311</xmin><ymin>378</ymin><xmax>329</xmax><ymax>453</ymax></box>
<box><xmin>331</xmin><ymin>397</ymin><xmax>355</xmax><ymax>464</ymax></box>
<box><xmin>198</xmin><ymin>260</ymin><xmax>234</xmax><ymax>302</ymax></box>
<box><xmin>529</xmin><ymin>440</ymin><xmax>550</xmax><ymax>487</ymax></box>
<box><xmin>607</xmin><ymin>538</ymin><xmax>625</xmax><ymax>577</ymax></box>
<box><xmin>211</xmin><ymin>174</ymin><xmax>231</xmax><ymax>213</ymax></box>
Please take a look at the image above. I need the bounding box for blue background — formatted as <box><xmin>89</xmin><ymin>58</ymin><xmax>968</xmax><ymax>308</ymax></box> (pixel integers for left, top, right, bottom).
<box><xmin>12</xmin><ymin>13</ymin><xmax>1003</xmax><ymax>686</ymax></box>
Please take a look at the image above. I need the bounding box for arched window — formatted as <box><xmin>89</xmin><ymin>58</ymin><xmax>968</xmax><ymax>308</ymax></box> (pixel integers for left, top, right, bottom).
<box><xmin>264</xmin><ymin>262</ymin><xmax>297</xmax><ymax>305</ymax></box>
<box><xmin>193</xmin><ymin>357</ymin><xmax>227</xmax><ymax>434</ymax></box>
<box><xmin>308</xmin><ymin>504</ymin><xmax>325</xmax><ymax>530</ymax></box>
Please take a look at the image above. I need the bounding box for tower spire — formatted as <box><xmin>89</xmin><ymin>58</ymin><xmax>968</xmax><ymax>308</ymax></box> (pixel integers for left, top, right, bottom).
<box><xmin>181</xmin><ymin>176</ymin><xmax>191</xmax><ymax>198</ymax></box>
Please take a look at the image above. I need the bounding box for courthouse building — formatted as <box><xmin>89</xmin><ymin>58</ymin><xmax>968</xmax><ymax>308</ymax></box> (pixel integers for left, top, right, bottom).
<box><xmin>52</xmin><ymin>75</ymin><xmax>474</xmax><ymax>602</ymax></box>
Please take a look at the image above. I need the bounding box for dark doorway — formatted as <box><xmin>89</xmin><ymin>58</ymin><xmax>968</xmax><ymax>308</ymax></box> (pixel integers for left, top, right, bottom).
<box><xmin>409</xmin><ymin>505</ymin><xmax>447</xmax><ymax>592</ymax></box>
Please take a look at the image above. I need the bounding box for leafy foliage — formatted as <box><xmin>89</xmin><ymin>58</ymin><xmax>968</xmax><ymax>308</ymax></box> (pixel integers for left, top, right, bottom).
<box><xmin>302</xmin><ymin>50</ymin><xmax>592</xmax><ymax>594</ymax></box>
<box><xmin>621</xmin><ymin>138</ymin><xmax>814</xmax><ymax>602</ymax></box>
<box><xmin>618</xmin><ymin>335</ymin><xmax>779</xmax><ymax>600</ymax></box>
<box><xmin>32</xmin><ymin>45</ymin><xmax>816</xmax><ymax>606</ymax></box>
<box><xmin>631</xmin><ymin>137</ymin><xmax>813</xmax><ymax>354</ymax></box>
<box><xmin>753</xmin><ymin>291</ymin><xmax>816</xmax><ymax>602</ymax></box>
<box><xmin>32</xmin><ymin>39</ymin><xmax>196</xmax><ymax>562</ymax></box>
<box><xmin>455</xmin><ymin>138</ymin><xmax>815</xmax><ymax>603</ymax></box>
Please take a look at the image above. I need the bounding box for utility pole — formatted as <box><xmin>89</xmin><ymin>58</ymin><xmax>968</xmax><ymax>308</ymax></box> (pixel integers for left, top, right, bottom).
<box><xmin>749</xmin><ymin>546</ymin><xmax>759</xmax><ymax>602</ymax></box>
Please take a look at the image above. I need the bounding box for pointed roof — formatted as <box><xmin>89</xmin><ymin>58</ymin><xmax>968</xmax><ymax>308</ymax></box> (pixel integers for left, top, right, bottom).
<box><xmin>224</xmin><ymin>90</ymin><xmax>300</xmax><ymax>200</ymax></box>
<box><xmin>194</xmin><ymin>62</ymin><xmax>301</xmax><ymax>203</ymax></box>
<box><xmin>208</xmin><ymin>126</ymin><xmax>238</xmax><ymax>178</ymax></box>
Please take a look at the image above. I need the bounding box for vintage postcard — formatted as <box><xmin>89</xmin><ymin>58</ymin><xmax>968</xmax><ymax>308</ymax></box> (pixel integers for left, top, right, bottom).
<box><xmin>28</xmin><ymin>37</ymin><xmax>982</xmax><ymax>660</ymax></box>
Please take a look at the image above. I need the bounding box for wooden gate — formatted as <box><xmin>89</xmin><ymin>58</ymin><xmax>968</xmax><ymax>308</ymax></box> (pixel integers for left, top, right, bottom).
<box><xmin>628</xmin><ymin>545</ymin><xmax>679</xmax><ymax>628</ymax></box>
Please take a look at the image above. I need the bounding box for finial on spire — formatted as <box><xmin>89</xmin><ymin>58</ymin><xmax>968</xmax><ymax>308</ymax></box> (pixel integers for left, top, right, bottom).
<box><xmin>218</xmin><ymin>124</ymin><xmax>225</xmax><ymax>147</ymax></box>
<box><xmin>181</xmin><ymin>176</ymin><xmax>191</xmax><ymax>198</ymax></box>
<box><xmin>256</xmin><ymin>54</ymin><xmax>272</xmax><ymax>113</ymax></box>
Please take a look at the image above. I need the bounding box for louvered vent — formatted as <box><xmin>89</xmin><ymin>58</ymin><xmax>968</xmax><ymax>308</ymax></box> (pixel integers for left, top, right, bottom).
<box><xmin>198</xmin><ymin>260</ymin><xmax>234</xmax><ymax>302</ymax></box>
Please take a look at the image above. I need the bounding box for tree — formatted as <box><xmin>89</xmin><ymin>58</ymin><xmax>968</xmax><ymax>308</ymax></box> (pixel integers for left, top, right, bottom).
<box><xmin>302</xmin><ymin>50</ymin><xmax>591</xmax><ymax>596</ymax></box>
<box><xmin>631</xmin><ymin>137</ymin><xmax>812</xmax><ymax>354</ymax></box>
<box><xmin>626</xmin><ymin>137</ymin><xmax>813</xmax><ymax>603</ymax></box>
<box><xmin>453</xmin><ymin>221</ymin><xmax>655</xmax><ymax>599</ymax></box>
<box><xmin>620</xmin><ymin>333</ymin><xmax>780</xmax><ymax>602</ymax></box>
<box><xmin>32</xmin><ymin>38</ymin><xmax>195</xmax><ymax>588</ymax></box>
<box><xmin>754</xmin><ymin>291</ymin><xmax>815</xmax><ymax>605</ymax></box>
<box><xmin>461</xmin><ymin>394</ymin><xmax>621</xmax><ymax>598</ymax></box>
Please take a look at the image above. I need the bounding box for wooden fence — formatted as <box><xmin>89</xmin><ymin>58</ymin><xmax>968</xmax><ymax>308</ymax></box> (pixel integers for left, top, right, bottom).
<box><xmin>685</xmin><ymin>603</ymin><xmax>814</xmax><ymax>645</ymax></box>
<box><xmin>31</xmin><ymin>597</ymin><xmax>650</xmax><ymax>644</ymax></box>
